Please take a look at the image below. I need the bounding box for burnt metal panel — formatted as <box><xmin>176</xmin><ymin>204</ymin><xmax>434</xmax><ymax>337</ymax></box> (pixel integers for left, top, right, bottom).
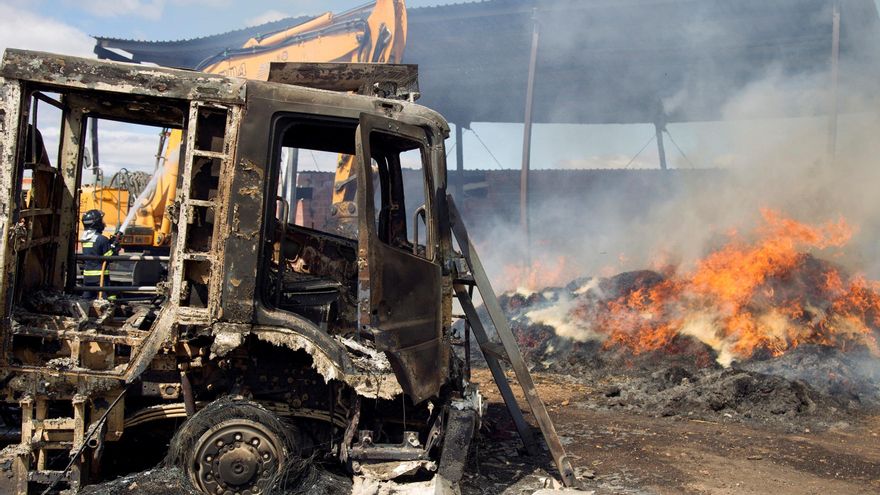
<box><xmin>268</xmin><ymin>62</ymin><xmax>419</xmax><ymax>99</ymax></box>
<box><xmin>52</xmin><ymin>99</ymin><xmax>85</xmax><ymax>291</ymax></box>
<box><xmin>0</xmin><ymin>49</ymin><xmax>246</xmax><ymax>106</ymax></box>
<box><xmin>0</xmin><ymin>77</ymin><xmax>22</xmax><ymax>317</ymax></box>
<box><xmin>356</xmin><ymin>112</ymin><xmax>445</xmax><ymax>404</ymax></box>
<box><xmin>65</xmin><ymin>93</ymin><xmax>187</xmax><ymax>130</ymax></box>
<box><xmin>219</xmin><ymin>90</ymin><xmax>271</xmax><ymax>323</ymax></box>
<box><xmin>437</xmin><ymin>407</ymin><xmax>477</xmax><ymax>482</ymax></box>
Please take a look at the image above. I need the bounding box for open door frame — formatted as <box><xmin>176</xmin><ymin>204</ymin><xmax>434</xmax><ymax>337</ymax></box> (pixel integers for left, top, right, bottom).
<box><xmin>354</xmin><ymin>112</ymin><xmax>447</xmax><ymax>404</ymax></box>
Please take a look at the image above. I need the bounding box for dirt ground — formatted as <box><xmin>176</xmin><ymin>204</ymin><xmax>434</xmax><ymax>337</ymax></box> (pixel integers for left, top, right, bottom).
<box><xmin>464</xmin><ymin>369</ymin><xmax>880</xmax><ymax>495</ymax></box>
<box><xmin>51</xmin><ymin>361</ymin><xmax>880</xmax><ymax>495</ymax></box>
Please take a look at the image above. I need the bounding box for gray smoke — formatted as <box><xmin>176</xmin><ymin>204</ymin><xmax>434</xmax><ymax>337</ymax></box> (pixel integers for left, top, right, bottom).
<box><xmin>466</xmin><ymin>1</ymin><xmax>880</xmax><ymax>291</ymax></box>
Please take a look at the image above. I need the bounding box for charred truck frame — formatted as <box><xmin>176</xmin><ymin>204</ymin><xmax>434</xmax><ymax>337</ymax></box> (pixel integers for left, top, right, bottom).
<box><xmin>0</xmin><ymin>50</ymin><xmax>573</xmax><ymax>494</ymax></box>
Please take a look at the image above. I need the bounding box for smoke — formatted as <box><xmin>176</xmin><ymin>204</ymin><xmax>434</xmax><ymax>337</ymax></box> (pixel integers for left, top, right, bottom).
<box><xmin>525</xmin><ymin>294</ymin><xmax>595</xmax><ymax>342</ymax></box>
<box><xmin>452</xmin><ymin>2</ymin><xmax>880</xmax><ymax>371</ymax></box>
<box><xmin>479</xmin><ymin>67</ymin><xmax>880</xmax><ymax>345</ymax></box>
<box><xmin>470</xmin><ymin>2</ymin><xmax>880</xmax><ymax>294</ymax></box>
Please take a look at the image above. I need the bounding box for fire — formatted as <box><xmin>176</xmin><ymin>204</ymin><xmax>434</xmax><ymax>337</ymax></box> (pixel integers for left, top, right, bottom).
<box><xmin>575</xmin><ymin>209</ymin><xmax>880</xmax><ymax>365</ymax></box>
<box><xmin>502</xmin><ymin>256</ymin><xmax>570</xmax><ymax>292</ymax></box>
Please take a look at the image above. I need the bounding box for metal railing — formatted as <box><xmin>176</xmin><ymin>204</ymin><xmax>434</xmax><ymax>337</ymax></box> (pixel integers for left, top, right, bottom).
<box><xmin>74</xmin><ymin>253</ymin><xmax>169</xmax><ymax>294</ymax></box>
<box><xmin>76</xmin><ymin>254</ymin><xmax>169</xmax><ymax>262</ymax></box>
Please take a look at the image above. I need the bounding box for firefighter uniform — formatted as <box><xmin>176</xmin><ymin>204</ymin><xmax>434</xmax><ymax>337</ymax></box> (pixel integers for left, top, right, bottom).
<box><xmin>80</xmin><ymin>210</ymin><xmax>116</xmax><ymax>299</ymax></box>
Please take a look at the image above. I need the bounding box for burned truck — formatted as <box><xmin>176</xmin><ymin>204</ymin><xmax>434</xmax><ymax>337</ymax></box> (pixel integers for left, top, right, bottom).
<box><xmin>0</xmin><ymin>50</ymin><xmax>573</xmax><ymax>494</ymax></box>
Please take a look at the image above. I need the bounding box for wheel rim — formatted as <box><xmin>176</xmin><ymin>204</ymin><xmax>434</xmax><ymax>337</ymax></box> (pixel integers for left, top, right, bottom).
<box><xmin>190</xmin><ymin>419</ymin><xmax>284</xmax><ymax>495</ymax></box>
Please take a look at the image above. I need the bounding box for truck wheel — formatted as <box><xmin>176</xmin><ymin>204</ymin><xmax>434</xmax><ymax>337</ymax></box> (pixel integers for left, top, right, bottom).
<box><xmin>168</xmin><ymin>397</ymin><xmax>299</xmax><ymax>494</ymax></box>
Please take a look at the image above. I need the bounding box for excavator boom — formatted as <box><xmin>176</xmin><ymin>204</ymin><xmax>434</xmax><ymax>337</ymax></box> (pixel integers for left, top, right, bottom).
<box><xmin>101</xmin><ymin>0</ymin><xmax>407</xmax><ymax>249</ymax></box>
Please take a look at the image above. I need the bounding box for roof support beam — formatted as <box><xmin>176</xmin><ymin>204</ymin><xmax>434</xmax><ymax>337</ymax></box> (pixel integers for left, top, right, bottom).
<box><xmin>655</xmin><ymin>122</ymin><xmax>668</xmax><ymax>170</ymax></box>
<box><xmin>455</xmin><ymin>123</ymin><xmax>464</xmax><ymax>200</ymax></box>
<box><xmin>520</xmin><ymin>10</ymin><xmax>540</xmax><ymax>265</ymax></box>
<box><xmin>827</xmin><ymin>0</ymin><xmax>841</xmax><ymax>166</ymax></box>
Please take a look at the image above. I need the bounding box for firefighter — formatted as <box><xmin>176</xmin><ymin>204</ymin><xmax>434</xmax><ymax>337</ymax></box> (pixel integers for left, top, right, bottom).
<box><xmin>80</xmin><ymin>209</ymin><xmax>117</xmax><ymax>299</ymax></box>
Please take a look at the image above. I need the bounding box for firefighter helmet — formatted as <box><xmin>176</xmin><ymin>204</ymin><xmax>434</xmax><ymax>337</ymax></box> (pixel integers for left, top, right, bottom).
<box><xmin>81</xmin><ymin>209</ymin><xmax>105</xmax><ymax>230</ymax></box>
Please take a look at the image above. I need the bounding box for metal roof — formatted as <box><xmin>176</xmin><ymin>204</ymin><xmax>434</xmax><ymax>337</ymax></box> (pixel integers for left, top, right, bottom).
<box><xmin>93</xmin><ymin>0</ymin><xmax>880</xmax><ymax>125</ymax></box>
<box><xmin>94</xmin><ymin>14</ymin><xmax>314</xmax><ymax>68</ymax></box>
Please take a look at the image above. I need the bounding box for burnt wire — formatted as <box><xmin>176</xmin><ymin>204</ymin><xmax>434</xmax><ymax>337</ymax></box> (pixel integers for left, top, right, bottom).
<box><xmin>446</xmin><ymin>139</ymin><xmax>456</xmax><ymax>158</ymax></box>
<box><xmin>664</xmin><ymin>129</ymin><xmax>698</xmax><ymax>168</ymax></box>
<box><xmin>468</xmin><ymin>128</ymin><xmax>505</xmax><ymax>169</ymax></box>
<box><xmin>624</xmin><ymin>133</ymin><xmax>657</xmax><ymax>169</ymax></box>
<box><xmin>309</xmin><ymin>150</ymin><xmax>321</xmax><ymax>171</ymax></box>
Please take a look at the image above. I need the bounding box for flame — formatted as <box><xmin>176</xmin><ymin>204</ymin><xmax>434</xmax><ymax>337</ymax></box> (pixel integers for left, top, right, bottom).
<box><xmin>576</xmin><ymin>209</ymin><xmax>879</xmax><ymax>364</ymax></box>
<box><xmin>502</xmin><ymin>256</ymin><xmax>570</xmax><ymax>292</ymax></box>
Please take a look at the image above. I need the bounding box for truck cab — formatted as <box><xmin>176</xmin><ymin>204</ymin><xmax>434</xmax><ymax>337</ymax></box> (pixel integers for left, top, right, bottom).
<box><xmin>0</xmin><ymin>50</ymin><xmax>479</xmax><ymax>494</ymax></box>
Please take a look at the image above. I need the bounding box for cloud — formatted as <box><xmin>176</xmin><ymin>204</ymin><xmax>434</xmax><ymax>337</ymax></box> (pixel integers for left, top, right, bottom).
<box><xmin>82</xmin><ymin>121</ymin><xmax>163</xmax><ymax>175</ymax></box>
<box><xmin>0</xmin><ymin>4</ymin><xmax>94</xmax><ymax>57</ymax></box>
<box><xmin>245</xmin><ymin>9</ymin><xmax>289</xmax><ymax>28</ymax></box>
<box><xmin>30</xmin><ymin>119</ymin><xmax>160</xmax><ymax>177</ymax></box>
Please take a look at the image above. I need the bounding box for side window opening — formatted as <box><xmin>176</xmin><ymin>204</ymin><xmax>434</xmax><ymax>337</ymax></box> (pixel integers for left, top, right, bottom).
<box><xmin>260</xmin><ymin>116</ymin><xmax>435</xmax><ymax>331</ymax></box>
<box><xmin>77</xmin><ymin>117</ymin><xmax>175</xmax><ymax>303</ymax></box>
<box><xmin>10</xmin><ymin>89</ymin><xmax>187</xmax><ymax>311</ymax></box>
<box><xmin>263</xmin><ymin>116</ymin><xmax>359</xmax><ymax>330</ymax></box>
<box><xmin>401</xmin><ymin>148</ymin><xmax>429</xmax><ymax>249</ymax></box>
<box><xmin>369</xmin><ymin>131</ymin><xmax>432</xmax><ymax>260</ymax></box>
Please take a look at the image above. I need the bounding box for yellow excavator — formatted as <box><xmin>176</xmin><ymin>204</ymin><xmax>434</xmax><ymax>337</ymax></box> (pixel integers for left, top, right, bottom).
<box><xmin>82</xmin><ymin>0</ymin><xmax>407</xmax><ymax>250</ymax></box>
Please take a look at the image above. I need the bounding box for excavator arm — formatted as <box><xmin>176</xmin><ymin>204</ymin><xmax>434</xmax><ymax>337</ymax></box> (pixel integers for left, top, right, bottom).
<box><xmin>114</xmin><ymin>0</ymin><xmax>407</xmax><ymax>247</ymax></box>
<box><xmin>200</xmin><ymin>0</ymin><xmax>407</xmax><ymax>76</ymax></box>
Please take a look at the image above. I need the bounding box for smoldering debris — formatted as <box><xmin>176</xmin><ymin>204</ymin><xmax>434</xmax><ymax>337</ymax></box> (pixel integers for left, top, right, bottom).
<box><xmin>580</xmin><ymin>361</ymin><xmax>859</xmax><ymax>429</ymax></box>
<box><xmin>740</xmin><ymin>345</ymin><xmax>880</xmax><ymax>410</ymax></box>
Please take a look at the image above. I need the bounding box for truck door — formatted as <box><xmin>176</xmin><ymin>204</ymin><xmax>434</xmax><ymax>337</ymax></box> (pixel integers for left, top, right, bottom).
<box><xmin>355</xmin><ymin>113</ymin><xmax>444</xmax><ymax>404</ymax></box>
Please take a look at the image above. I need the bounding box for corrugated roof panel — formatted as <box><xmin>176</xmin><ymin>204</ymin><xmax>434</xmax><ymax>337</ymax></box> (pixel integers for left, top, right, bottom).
<box><xmin>93</xmin><ymin>0</ymin><xmax>880</xmax><ymax>124</ymax></box>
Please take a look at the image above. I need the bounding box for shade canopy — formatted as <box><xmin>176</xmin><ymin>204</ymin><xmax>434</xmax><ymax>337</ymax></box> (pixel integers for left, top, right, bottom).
<box><xmin>94</xmin><ymin>0</ymin><xmax>880</xmax><ymax>125</ymax></box>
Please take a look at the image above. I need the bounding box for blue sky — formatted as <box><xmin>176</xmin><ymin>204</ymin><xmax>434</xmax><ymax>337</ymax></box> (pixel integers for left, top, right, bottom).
<box><xmin>0</xmin><ymin>0</ymin><xmax>876</xmax><ymax>174</ymax></box>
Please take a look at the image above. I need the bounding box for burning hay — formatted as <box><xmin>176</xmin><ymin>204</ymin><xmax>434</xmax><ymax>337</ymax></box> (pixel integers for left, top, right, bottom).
<box><xmin>508</xmin><ymin>209</ymin><xmax>879</xmax><ymax>364</ymax></box>
<box><xmin>490</xmin><ymin>210</ymin><xmax>880</xmax><ymax>425</ymax></box>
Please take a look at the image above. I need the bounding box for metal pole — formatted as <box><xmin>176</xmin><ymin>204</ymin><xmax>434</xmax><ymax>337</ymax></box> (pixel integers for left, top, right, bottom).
<box><xmin>285</xmin><ymin>148</ymin><xmax>299</xmax><ymax>223</ymax></box>
<box><xmin>90</xmin><ymin>117</ymin><xmax>100</xmax><ymax>174</ymax></box>
<box><xmin>827</xmin><ymin>1</ymin><xmax>841</xmax><ymax>166</ymax></box>
<box><xmin>455</xmin><ymin>124</ymin><xmax>465</xmax><ymax>200</ymax></box>
<box><xmin>520</xmin><ymin>9</ymin><xmax>540</xmax><ymax>264</ymax></box>
<box><xmin>71</xmin><ymin>285</ymin><xmax>159</xmax><ymax>293</ymax></box>
<box><xmin>655</xmin><ymin>121</ymin><xmax>668</xmax><ymax>170</ymax></box>
<box><xmin>76</xmin><ymin>255</ymin><xmax>170</xmax><ymax>261</ymax></box>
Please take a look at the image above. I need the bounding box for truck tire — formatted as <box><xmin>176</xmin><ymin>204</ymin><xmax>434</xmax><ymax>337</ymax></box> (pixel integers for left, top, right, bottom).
<box><xmin>167</xmin><ymin>397</ymin><xmax>302</xmax><ymax>494</ymax></box>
